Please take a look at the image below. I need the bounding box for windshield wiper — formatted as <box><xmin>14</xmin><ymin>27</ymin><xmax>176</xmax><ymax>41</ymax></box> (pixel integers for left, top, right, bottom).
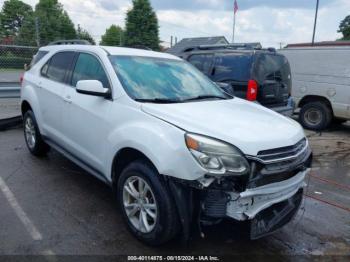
<box><xmin>182</xmin><ymin>95</ymin><xmax>228</xmax><ymax>102</ymax></box>
<box><xmin>134</xmin><ymin>98</ymin><xmax>182</xmax><ymax>104</ymax></box>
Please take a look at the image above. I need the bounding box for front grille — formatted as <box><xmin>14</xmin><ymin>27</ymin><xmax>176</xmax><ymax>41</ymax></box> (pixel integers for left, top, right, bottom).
<box><xmin>253</xmin><ymin>138</ymin><xmax>308</xmax><ymax>164</ymax></box>
<box><xmin>246</xmin><ymin>139</ymin><xmax>312</xmax><ymax>188</ymax></box>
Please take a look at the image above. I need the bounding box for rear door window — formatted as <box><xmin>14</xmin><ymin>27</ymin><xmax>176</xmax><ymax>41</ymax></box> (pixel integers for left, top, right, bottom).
<box><xmin>187</xmin><ymin>54</ymin><xmax>214</xmax><ymax>75</ymax></box>
<box><xmin>43</xmin><ymin>52</ymin><xmax>76</xmax><ymax>84</ymax></box>
<box><xmin>213</xmin><ymin>53</ymin><xmax>252</xmax><ymax>81</ymax></box>
<box><xmin>71</xmin><ymin>53</ymin><xmax>110</xmax><ymax>89</ymax></box>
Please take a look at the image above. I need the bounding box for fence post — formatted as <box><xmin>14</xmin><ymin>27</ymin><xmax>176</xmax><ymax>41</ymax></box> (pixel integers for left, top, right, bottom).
<box><xmin>35</xmin><ymin>17</ymin><xmax>40</xmax><ymax>47</ymax></box>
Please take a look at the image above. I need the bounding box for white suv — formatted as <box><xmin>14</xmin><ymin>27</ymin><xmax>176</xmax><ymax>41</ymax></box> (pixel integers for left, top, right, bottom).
<box><xmin>21</xmin><ymin>44</ymin><xmax>312</xmax><ymax>245</ymax></box>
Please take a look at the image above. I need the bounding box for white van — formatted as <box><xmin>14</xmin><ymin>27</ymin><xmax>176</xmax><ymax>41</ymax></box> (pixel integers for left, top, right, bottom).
<box><xmin>280</xmin><ymin>47</ymin><xmax>350</xmax><ymax>130</ymax></box>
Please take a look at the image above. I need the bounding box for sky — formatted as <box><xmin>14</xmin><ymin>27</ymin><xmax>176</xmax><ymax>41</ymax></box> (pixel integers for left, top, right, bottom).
<box><xmin>0</xmin><ymin>0</ymin><xmax>349</xmax><ymax>48</ymax></box>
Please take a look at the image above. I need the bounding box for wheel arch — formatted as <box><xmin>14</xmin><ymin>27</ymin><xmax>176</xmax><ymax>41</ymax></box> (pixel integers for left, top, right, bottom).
<box><xmin>298</xmin><ymin>95</ymin><xmax>333</xmax><ymax>114</ymax></box>
<box><xmin>21</xmin><ymin>100</ymin><xmax>32</xmax><ymax>116</ymax></box>
<box><xmin>111</xmin><ymin>147</ymin><xmax>160</xmax><ymax>187</ymax></box>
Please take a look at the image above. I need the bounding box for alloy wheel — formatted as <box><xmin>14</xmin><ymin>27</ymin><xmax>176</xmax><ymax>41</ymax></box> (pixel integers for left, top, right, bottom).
<box><xmin>122</xmin><ymin>176</ymin><xmax>158</xmax><ymax>233</ymax></box>
<box><xmin>25</xmin><ymin>117</ymin><xmax>36</xmax><ymax>149</ymax></box>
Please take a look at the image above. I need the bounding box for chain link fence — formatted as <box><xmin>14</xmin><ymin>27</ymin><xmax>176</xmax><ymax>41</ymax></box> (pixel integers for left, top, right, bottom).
<box><xmin>0</xmin><ymin>45</ymin><xmax>38</xmax><ymax>84</ymax></box>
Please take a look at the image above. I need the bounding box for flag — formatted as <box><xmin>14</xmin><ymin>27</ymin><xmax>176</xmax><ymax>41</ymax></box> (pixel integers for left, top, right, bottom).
<box><xmin>234</xmin><ymin>0</ymin><xmax>239</xmax><ymax>14</ymax></box>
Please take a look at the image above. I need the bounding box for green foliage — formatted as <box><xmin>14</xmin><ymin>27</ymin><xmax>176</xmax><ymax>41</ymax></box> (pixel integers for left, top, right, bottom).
<box><xmin>0</xmin><ymin>0</ymin><xmax>33</xmax><ymax>39</ymax></box>
<box><xmin>100</xmin><ymin>24</ymin><xmax>123</xmax><ymax>46</ymax></box>
<box><xmin>16</xmin><ymin>14</ymin><xmax>37</xmax><ymax>46</ymax></box>
<box><xmin>34</xmin><ymin>0</ymin><xmax>76</xmax><ymax>46</ymax></box>
<box><xmin>124</xmin><ymin>0</ymin><xmax>160</xmax><ymax>50</ymax></box>
<box><xmin>338</xmin><ymin>15</ymin><xmax>350</xmax><ymax>40</ymax></box>
<box><xmin>77</xmin><ymin>24</ymin><xmax>96</xmax><ymax>45</ymax></box>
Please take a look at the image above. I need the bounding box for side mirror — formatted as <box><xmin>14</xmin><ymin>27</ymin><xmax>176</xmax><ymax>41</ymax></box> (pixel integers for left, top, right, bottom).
<box><xmin>76</xmin><ymin>80</ymin><xmax>110</xmax><ymax>98</ymax></box>
<box><xmin>216</xmin><ymin>82</ymin><xmax>234</xmax><ymax>96</ymax></box>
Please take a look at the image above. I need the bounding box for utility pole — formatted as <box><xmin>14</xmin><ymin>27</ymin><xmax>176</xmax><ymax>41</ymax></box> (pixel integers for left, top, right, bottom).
<box><xmin>170</xmin><ymin>36</ymin><xmax>173</xmax><ymax>47</ymax></box>
<box><xmin>232</xmin><ymin>0</ymin><xmax>238</xmax><ymax>43</ymax></box>
<box><xmin>232</xmin><ymin>14</ymin><xmax>236</xmax><ymax>43</ymax></box>
<box><xmin>35</xmin><ymin>17</ymin><xmax>40</xmax><ymax>47</ymax></box>
<box><xmin>312</xmin><ymin>0</ymin><xmax>319</xmax><ymax>45</ymax></box>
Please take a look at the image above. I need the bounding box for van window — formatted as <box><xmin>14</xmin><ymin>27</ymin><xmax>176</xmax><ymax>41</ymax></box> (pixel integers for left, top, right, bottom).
<box><xmin>188</xmin><ymin>54</ymin><xmax>213</xmax><ymax>74</ymax></box>
<box><xmin>43</xmin><ymin>52</ymin><xmax>75</xmax><ymax>83</ymax></box>
<box><xmin>71</xmin><ymin>53</ymin><xmax>110</xmax><ymax>89</ymax></box>
<box><xmin>213</xmin><ymin>53</ymin><xmax>252</xmax><ymax>81</ymax></box>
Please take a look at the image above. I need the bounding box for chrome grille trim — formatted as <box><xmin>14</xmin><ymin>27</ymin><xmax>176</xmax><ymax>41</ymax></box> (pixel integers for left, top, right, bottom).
<box><xmin>247</xmin><ymin>139</ymin><xmax>310</xmax><ymax>164</ymax></box>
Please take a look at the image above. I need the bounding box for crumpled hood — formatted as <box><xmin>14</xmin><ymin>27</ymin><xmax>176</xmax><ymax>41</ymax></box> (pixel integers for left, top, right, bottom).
<box><xmin>141</xmin><ymin>98</ymin><xmax>305</xmax><ymax>156</ymax></box>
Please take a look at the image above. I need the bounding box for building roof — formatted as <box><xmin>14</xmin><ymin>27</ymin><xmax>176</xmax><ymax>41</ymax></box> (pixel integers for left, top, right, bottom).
<box><xmin>286</xmin><ymin>40</ymin><xmax>350</xmax><ymax>48</ymax></box>
<box><xmin>166</xmin><ymin>36</ymin><xmax>229</xmax><ymax>56</ymax></box>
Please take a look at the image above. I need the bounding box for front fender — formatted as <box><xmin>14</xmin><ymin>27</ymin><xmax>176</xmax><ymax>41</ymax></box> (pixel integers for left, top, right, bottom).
<box><xmin>106</xmin><ymin>117</ymin><xmax>206</xmax><ymax>182</ymax></box>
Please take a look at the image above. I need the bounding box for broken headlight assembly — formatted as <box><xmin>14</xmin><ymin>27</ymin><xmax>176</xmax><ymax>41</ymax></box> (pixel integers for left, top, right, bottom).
<box><xmin>185</xmin><ymin>133</ymin><xmax>250</xmax><ymax>176</ymax></box>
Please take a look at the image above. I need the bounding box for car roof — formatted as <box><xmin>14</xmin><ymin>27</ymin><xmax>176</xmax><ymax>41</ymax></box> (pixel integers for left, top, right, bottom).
<box><xmin>39</xmin><ymin>45</ymin><xmax>181</xmax><ymax>60</ymax></box>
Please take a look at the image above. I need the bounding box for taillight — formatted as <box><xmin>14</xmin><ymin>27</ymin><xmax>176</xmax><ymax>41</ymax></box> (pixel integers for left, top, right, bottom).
<box><xmin>247</xmin><ymin>79</ymin><xmax>258</xmax><ymax>101</ymax></box>
<box><xmin>20</xmin><ymin>73</ymin><xmax>24</xmax><ymax>86</ymax></box>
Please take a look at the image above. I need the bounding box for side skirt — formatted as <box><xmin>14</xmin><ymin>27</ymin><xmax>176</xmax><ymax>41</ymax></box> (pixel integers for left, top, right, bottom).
<box><xmin>43</xmin><ymin>136</ymin><xmax>111</xmax><ymax>186</ymax></box>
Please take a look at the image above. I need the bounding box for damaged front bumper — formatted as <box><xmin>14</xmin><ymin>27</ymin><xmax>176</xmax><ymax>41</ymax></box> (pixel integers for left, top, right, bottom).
<box><xmin>226</xmin><ymin>169</ymin><xmax>308</xmax><ymax>221</ymax></box>
<box><xmin>168</xmin><ymin>160</ymin><xmax>311</xmax><ymax>241</ymax></box>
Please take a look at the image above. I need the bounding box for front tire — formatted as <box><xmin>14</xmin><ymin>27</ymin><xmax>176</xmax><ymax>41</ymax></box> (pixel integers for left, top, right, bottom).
<box><xmin>23</xmin><ymin>110</ymin><xmax>50</xmax><ymax>156</ymax></box>
<box><xmin>117</xmin><ymin>160</ymin><xmax>180</xmax><ymax>245</ymax></box>
<box><xmin>299</xmin><ymin>101</ymin><xmax>332</xmax><ymax>131</ymax></box>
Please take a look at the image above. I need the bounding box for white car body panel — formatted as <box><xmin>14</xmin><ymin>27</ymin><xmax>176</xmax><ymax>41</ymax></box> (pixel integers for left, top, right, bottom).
<box><xmin>142</xmin><ymin>98</ymin><xmax>304</xmax><ymax>156</ymax></box>
<box><xmin>279</xmin><ymin>47</ymin><xmax>350</xmax><ymax>119</ymax></box>
<box><xmin>21</xmin><ymin>45</ymin><xmax>310</xmax><ymax>231</ymax></box>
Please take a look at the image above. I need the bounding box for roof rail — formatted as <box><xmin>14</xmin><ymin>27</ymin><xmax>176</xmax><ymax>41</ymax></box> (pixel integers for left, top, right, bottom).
<box><xmin>129</xmin><ymin>45</ymin><xmax>152</xmax><ymax>51</ymax></box>
<box><xmin>48</xmin><ymin>39</ymin><xmax>92</xmax><ymax>46</ymax></box>
<box><xmin>182</xmin><ymin>42</ymin><xmax>263</xmax><ymax>53</ymax></box>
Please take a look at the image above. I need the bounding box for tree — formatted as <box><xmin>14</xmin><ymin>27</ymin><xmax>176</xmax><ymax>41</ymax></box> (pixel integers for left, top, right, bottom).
<box><xmin>338</xmin><ymin>15</ymin><xmax>350</xmax><ymax>40</ymax></box>
<box><xmin>100</xmin><ymin>24</ymin><xmax>123</xmax><ymax>46</ymax></box>
<box><xmin>34</xmin><ymin>0</ymin><xmax>76</xmax><ymax>46</ymax></box>
<box><xmin>16</xmin><ymin>14</ymin><xmax>37</xmax><ymax>46</ymax></box>
<box><xmin>77</xmin><ymin>24</ymin><xmax>96</xmax><ymax>45</ymax></box>
<box><xmin>0</xmin><ymin>0</ymin><xmax>33</xmax><ymax>38</ymax></box>
<box><xmin>124</xmin><ymin>0</ymin><xmax>160</xmax><ymax>50</ymax></box>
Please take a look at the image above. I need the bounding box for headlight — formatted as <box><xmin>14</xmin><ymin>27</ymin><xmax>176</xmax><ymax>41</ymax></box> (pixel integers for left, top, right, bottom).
<box><xmin>185</xmin><ymin>133</ymin><xmax>250</xmax><ymax>176</ymax></box>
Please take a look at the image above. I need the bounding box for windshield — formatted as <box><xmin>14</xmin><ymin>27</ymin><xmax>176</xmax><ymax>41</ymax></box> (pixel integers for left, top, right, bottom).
<box><xmin>109</xmin><ymin>55</ymin><xmax>229</xmax><ymax>102</ymax></box>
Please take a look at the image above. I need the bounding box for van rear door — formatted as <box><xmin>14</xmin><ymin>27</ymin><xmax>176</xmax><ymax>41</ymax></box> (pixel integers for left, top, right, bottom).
<box><xmin>253</xmin><ymin>53</ymin><xmax>291</xmax><ymax>107</ymax></box>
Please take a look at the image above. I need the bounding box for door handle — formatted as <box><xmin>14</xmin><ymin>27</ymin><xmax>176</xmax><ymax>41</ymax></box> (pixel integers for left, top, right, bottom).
<box><xmin>63</xmin><ymin>95</ymin><xmax>72</xmax><ymax>104</ymax></box>
<box><xmin>37</xmin><ymin>81</ymin><xmax>42</xmax><ymax>89</ymax></box>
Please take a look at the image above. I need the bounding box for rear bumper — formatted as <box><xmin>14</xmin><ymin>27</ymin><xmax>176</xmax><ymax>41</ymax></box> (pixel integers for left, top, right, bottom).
<box><xmin>269</xmin><ymin>97</ymin><xmax>295</xmax><ymax>117</ymax></box>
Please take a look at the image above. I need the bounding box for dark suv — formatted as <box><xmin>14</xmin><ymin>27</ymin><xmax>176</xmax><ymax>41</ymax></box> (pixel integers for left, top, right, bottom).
<box><xmin>181</xmin><ymin>44</ymin><xmax>295</xmax><ymax>116</ymax></box>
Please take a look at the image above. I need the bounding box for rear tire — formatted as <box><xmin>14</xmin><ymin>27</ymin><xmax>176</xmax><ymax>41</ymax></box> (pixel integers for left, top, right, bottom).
<box><xmin>23</xmin><ymin>110</ymin><xmax>50</xmax><ymax>156</ymax></box>
<box><xmin>116</xmin><ymin>160</ymin><xmax>180</xmax><ymax>246</ymax></box>
<box><xmin>299</xmin><ymin>101</ymin><xmax>332</xmax><ymax>131</ymax></box>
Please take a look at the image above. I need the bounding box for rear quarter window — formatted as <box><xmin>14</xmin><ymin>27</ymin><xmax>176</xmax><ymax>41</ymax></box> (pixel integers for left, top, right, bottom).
<box><xmin>27</xmin><ymin>51</ymin><xmax>48</xmax><ymax>70</ymax></box>
<box><xmin>213</xmin><ymin>53</ymin><xmax>253</xmax><ymax>81</ymax></box>
<box><xmin>187</xmin><ymin>54</ymin><xmax>214</xmax><ymax>75</ymax></box>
